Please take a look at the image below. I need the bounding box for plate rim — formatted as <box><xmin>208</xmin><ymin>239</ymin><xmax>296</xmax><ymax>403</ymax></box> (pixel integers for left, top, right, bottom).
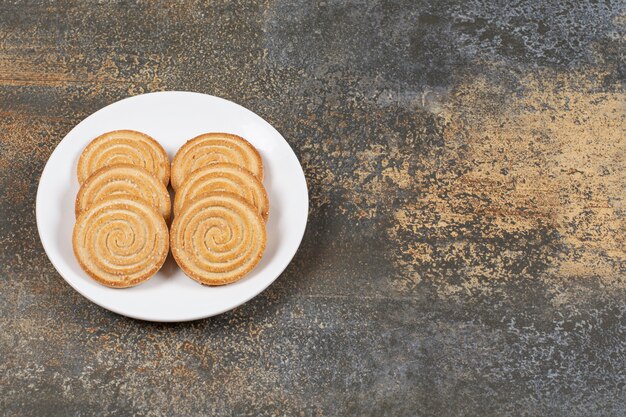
<box><xmin>36</xmin><ymin>91</ymin><xmax>308</xmax><ymax>322</ymax></box>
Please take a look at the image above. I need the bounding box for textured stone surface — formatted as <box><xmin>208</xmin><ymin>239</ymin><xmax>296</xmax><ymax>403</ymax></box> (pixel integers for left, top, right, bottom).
<box><xmin>1</xmin><ymin>1</ymin><xmax>624</xmax><ymax>416</ymax></box>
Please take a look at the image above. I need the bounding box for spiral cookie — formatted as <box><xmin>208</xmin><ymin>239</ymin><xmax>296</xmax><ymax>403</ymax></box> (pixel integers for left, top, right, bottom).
<box><xmin>75</xmin><ymin>164</ymin><xmax>171</xmax><ymax>221</ymax></box>
<box><xmin>170</xmin><ymin>133</ymin><xmax>263</xmax><ymax>190</ymax></box>
<box><xmin>72</xmin><ymin>197</ymin><xmax>169</xmax><ymax>288</ymax></box>
<box><xmin>77</xmin><ymin>130</ymin><xmax>170</xmax><ymax>186</ymax></box>
<box><xmin>170</xmin><ymin>193</ymin><xmax>266</xmax><ymax>286</ymax></box>
<box><xmin>174</xmin><ymin>163</ymin><xmax>269</xmax><ymax>221</ymax></box>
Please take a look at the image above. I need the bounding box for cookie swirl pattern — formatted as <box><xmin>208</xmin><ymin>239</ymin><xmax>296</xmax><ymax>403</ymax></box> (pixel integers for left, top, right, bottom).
<box><xmin>173</xmin><ymin>163</ymin><xmax>268</xmax><ymax>220</ymax></box>
<box><xmin>170</xmin><ymin>133</ymin><xmax>263</xmax><ymax>190</ymax></box>
<box><xmin>170</xmin><ymin>193</ymin><xmax>266</xmax><ymax>286</ymax></box>
<box><xmin>77</xmin><ymin>130</ymin><xmax>170</xmax><ymax>186</ymax></box>
<box><xmin>75</xmin><ymin>164</ymin><xmax>171</xmax><ymax>221</ymax></box>
<box><xmin>72</xmin><ymin>198</ymin><xmax>169</xmax><ymax>288</ymax></box>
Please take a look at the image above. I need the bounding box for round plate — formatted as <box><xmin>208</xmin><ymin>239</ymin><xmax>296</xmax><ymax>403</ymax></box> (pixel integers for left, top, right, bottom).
<box><xmin>36</xmin><ymin>92</ymin><xmax>308</xmax><ymax>322</ymax></box>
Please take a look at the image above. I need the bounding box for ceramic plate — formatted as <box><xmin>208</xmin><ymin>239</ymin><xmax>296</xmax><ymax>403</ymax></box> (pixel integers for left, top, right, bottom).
<box><xmin>36</xmin><ymin>92</ymin><xmax>308</xmax><ymax>322</ymax></box>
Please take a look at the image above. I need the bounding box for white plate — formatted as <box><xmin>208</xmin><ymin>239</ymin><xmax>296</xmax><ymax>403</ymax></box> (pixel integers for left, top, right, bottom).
<box><xmin>36</xmin><ymin>92</ymin><xmax>308</xmax><ymax>322</ymax></box>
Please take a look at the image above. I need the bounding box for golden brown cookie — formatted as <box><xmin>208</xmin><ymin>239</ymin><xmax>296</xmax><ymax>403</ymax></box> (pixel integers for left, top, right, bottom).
<box><xmin>75</xmin><ymin>164</ymin><xmax>171</xmax><ymax>221</ymax></box>
<box><xmin>170</xmin><ymin>192</ymin><xmax>266</xmax><ymax>286</ymax></box>
<box><xmin>77</xmin><ymin>130</ymin><xmax>170</xmax><ymax>186</ymax></box>
<box><xmin>170</xmin><ymin>133</ymin><xmax>263</xmax><ymax>190</ymax></box>
<box><xmin>173</xmin><ymin>163</ymin><xmax>269</xmax><ymax>221</ymax></box>
<box><xmin>72</xmin><ymin>197</ymin><xmax>169</xmax><ymax>288</ymax></box>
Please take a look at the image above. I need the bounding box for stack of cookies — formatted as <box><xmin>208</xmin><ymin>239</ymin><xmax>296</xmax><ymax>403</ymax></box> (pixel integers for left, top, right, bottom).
<box><xmin>73</xmin><ymin>130</ymin><xmax>171</xmax><ymax>288</ymax></box>
<box><xmin>72</xmin><ymin>130</ymin><xmax>268</xmax><ymax>288</ymax></box>
<box><xmin>170</xmin><ymin>133</ymin><xmax>268</xmax><ymax>286</ymax></box>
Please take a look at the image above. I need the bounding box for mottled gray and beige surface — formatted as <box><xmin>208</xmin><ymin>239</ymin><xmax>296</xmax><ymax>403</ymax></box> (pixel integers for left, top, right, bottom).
<box><xmin>1</xmin><ymin>1</ymin><xmax>625</xmax><ymax>416</ymax></box>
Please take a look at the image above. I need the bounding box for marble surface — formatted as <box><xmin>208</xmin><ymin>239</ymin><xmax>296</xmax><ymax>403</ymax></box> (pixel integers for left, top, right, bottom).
<box><xmin>0</xmin><ymin>1</ymin><xmax>624</xmax><ymax>416</ymax></box>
